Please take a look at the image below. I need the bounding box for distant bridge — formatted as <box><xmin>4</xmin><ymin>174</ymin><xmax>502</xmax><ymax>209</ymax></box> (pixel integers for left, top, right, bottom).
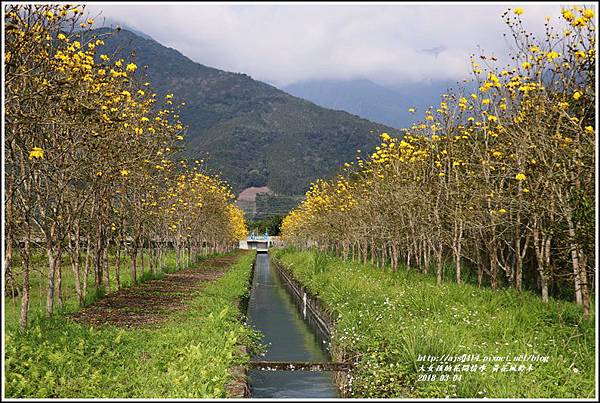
<box><xmin>239</xmin><ymin>236</ymin><xmax>282</xmax><ymax>252</ymax></box>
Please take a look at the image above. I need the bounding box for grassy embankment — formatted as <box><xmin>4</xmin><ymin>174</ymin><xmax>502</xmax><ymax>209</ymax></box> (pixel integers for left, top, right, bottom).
<box><xmin>5</xmin><ymin>249</ymin><xmax>183</xmax><ymax>325</ymax></box>
<box><xmin>272</xmin><ymin>248</ymin><xmax>595</xmax><ymax>398</ymax></box>
<box><xmin>5</xmin><ymin>250</ymin><xmax>258</xmax><ymax>398</ymax></box>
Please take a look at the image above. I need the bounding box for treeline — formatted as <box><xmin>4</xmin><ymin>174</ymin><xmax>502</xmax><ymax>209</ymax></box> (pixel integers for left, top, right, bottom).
<box><xmin>249</xmin><ymin>215</ymin><xmax>283</xmax><ymax>236</ymax></box>
<box><xmin>4</xmin><ymin>4</ymin><xmax>247</xmax><ymax>329</ymax></box>
<box><xmin>282</xmin><ymin>7</ymin><xmax>595</xmax><ymax>316</ymax></box>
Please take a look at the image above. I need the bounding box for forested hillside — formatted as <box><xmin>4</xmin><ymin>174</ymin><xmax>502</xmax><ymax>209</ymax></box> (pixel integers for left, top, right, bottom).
<box><xmin>94</xmin><ymin>28</ymin><xmax>398</xmax><ymax>195</ymax></box>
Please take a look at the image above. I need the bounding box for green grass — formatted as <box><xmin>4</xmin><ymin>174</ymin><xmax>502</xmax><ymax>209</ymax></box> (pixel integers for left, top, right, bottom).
<box><xmin>272</xmin><ymin>248</ymin><xmax>595</xmax><ymax>398</ymax></box>
<box><xmin>4</xmin><ymin>250</ymin><xmax>258</xmax><ymax>398</ymax></box>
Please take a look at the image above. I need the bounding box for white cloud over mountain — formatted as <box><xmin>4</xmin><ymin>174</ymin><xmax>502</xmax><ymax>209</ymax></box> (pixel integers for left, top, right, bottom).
<box><xmin>86</xmin><ymin>3</ymin><xmax>584</xmax><ymax>86</ymax></box>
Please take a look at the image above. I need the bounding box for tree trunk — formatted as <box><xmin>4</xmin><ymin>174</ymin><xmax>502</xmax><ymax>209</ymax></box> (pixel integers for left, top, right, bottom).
<box><xmin>141</xmin><ymin>239</ymin><xmax>146</xmax><ymax>276</ymax></box>
<box><xmin>116</xmin><ymin>237</ymin><xmax>122</xmax><ymax>290</ymax></box>
<box><xmin>94</xmin><ymin>223</ymin><xmax>104</xmax><ymax>290</ymax></box>
<box><xmin>423</xmin><ymin>239</ymin><xmax>430</xmax><ymax>274</ymax></box>
<box><xmin>362</xmin><ymin>239</ymin><xmax>368</xmax><ymax>265</ymax></box>
<box><xmin>176</xmin><ymin>238</ymin><xmax>181</xmax><ymax>269</ymax></box>
<box><xmin>69</xmin><ymin>221</ymin><xmax>84</xmax><ymax>305</ymax></box>
<box><xmin>4</xmin><ymin>168</ymin><xmax>15</xmax><ymax>299</ymax></box>
<box><xmin>391</xmin><ymin>243</ymin><xmax>398</xmax><ymax>271</ymax></box>
<box><xmin>103</xmin><ymin>240</ymin><xmax>110</xmax><ymax>292</ymax></box>
<box><xmin>19</xmin><ymin>225</ymin><xmax>32</xmax><ymax>330</ymax></box>
<box><xmin>56</xmin><ymin>252</ymin><xmax>63</xmax><ymax>309</ymax></box>
<box><xmin>148</xmin><ymin>239</ymin><xmax>152</xmax><ymax>272</ymax></box>
<box><xmin>577</xmin><ymin>251</ymin><xmax>590</xmax><ymax>318</ymax></box>
<box><xmin>514</xmin><ymin>213</ymin><xmax>528</xmax><ymax>292</ymax></box>
<box><xmin>83</xmin><ymin>237</ymin><xmax>91</xmax><ymax>301</ymax></box>
<box><xmin>532</xmin><ymin>221</ymin><xmax>550</xmax><ymax>303</ymax></box>
<box><xmin>130</xmin><ymin>248</ymin><xmax>137</xmax><ymax>284</ymax></box>
<box><xmin>489</xmin><ymin>238</ymin><xmax>499</xmax><ymax>291</ymax></box>
<box><xmin>4</xmin><ymin>226</ymin><xmax>14</xmax><ymax>298</ymax></box>
<box><xmin>435</xmin><ymin>242</ymin><xmax>443</xmax><ymax>286</ymax></box>
<box><xmin>46</xmin><ymin>240</ymin><xmax>58</xmax><ymax>317</ymax></box>
<box><xmin>453</xmin><ymin>219</ymin><xmax>463</xmax><ymax>284</ymax></box>
<box><xmin>565</xmin><ymin>212</ymin><xmax>589</xmax><ymax>316</ymax></box>
<box><xmin>475</xmin><ymin>244</ymin><xmax>483</xmax><ymax>288</ymax></box>
<box><xmin>187</xmin><ymin>242</ymin><xmax>191</xmax><ymax>268</ymax></box>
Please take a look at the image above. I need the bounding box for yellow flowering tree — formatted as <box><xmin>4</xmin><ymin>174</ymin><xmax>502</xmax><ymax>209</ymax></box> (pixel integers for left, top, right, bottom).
<box><xmin>4</xmin><ymin>4</ymin><xmax>248</xmax><ymax>328</ymax></box>
<box><xmin>282</xmin><ymin>6</ymin><xmax>595</xmax><ymax>316</ymax></box>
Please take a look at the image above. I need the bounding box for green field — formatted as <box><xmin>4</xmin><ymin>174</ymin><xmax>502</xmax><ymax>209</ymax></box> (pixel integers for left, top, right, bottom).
<box><xmin>5</xmin><ymin>251</ymin><xmax>257</xmax><ymax>398</ymax></box>
<box><xmin>5</xmin><ymin>249</ymin><xmax>183</xmax><ymax>328</ymax></box>
<box><xmin>272</xmin><ymin>248</ymin><xmax>595</xmax><ymax>398</ymax></box>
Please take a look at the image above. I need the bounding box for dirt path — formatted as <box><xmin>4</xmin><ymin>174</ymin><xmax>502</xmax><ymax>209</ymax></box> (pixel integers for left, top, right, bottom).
<box><xmin>70</xmin><ymin>252</ymin><xmax>245</xmax><ymax>329</ymax></box>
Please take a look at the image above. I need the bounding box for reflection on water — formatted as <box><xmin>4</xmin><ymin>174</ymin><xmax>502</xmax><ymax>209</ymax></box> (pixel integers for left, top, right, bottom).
<box><xmin>247</xmin><ymin>253</ymin><xmax>338</xmax><ymax>398</ymax></box>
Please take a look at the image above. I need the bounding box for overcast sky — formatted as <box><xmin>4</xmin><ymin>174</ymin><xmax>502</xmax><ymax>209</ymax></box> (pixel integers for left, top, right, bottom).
<box><xmin>85</xmin><ymin>2</ymin><xmax>593</xmax><ymax>87</ymax></box>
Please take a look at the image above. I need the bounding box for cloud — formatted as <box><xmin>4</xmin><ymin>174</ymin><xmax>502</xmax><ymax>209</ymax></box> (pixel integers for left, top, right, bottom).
<box><xmin>85</xmin><ymin>3</ymin><xmax>585</xmax><ymax>86</ymax></box>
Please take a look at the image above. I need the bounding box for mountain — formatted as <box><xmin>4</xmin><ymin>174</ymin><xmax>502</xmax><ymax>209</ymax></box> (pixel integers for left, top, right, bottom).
<box><xmin>283</xmin><ymin>79</ymin><xmax>457</xmax><ymax>129</ymax></box>
<box><xmin>92</xmin><ymin>28</ymin><xmax>399</xmax><ymax>197</ymax></box>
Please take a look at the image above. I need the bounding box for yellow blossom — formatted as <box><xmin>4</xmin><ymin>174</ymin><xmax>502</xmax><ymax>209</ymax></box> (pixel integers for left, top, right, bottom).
<box><xmin>562</xmin><ymin>9</ymin><xmax>575</xmax><ymax>21</ymax></box>
<box><xmin>515</xmin><ymin>172</ymin><xmax>527</xmax><ymax>181</ymax></box>
<box><xmin>514</xmin><ymin>7</ymin><xmax>524</xmax><ymax>15</ymax></box>
<box><xmin>29</xmin><ymin>147</ymin><xmax>44</xmax><ymax>160</ymax></box>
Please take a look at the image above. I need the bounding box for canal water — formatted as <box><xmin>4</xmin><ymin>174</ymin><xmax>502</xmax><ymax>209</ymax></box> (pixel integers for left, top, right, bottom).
<box><xmin>247</xmin><ymin>253</ymin><xmax>338</xmax><ymax>398</ymax></box>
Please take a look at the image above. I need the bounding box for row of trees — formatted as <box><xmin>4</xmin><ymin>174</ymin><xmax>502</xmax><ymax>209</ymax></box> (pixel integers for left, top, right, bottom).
<box><xmin>4</xmin><ymin>4</ymin><xmax>247</xmax><ymax>329</ymax></box>
<box><xmin>282</xmin><ymin>7</ymin><xmax>595</xmax><ymax>316</ymax></box>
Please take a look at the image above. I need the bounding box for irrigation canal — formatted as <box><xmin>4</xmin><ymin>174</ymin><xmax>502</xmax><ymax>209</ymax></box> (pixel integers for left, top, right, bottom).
<box><xmin>246</xmin><ymin>252</ymin><xmax>339</xmax><ymax>398</ymax></box>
